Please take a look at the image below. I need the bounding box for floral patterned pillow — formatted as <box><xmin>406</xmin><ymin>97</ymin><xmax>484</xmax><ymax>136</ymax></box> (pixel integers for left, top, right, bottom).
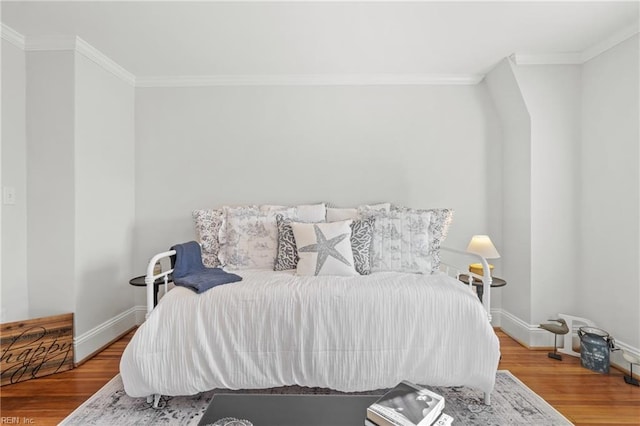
<box><xmin>377</xmin><ymin>205</ymin><xmax>454</xmax><ymax>273</ymax></box>
<box><xmin>391</xmin><ymin>205</ymin><xmax>454</xmax><ymax>272</ymax></box>
<box><xmin>192</xmin><ymin>209</ymin><xmax>224</xmax><ymax>267</ymax></box>
<box><xmin>425</xmin><ymin>207</ymin><xmax>454</xmax><ymax>270</ymax></box>
<box><xmin>220</xmin><ymin>205</ymin><xmax>296</xmax><ymax>270</ymax></box>
<box><xmin>359</xmin><ymin>207</ymin><xmax>435</xmax><ymax>274</ymax></box>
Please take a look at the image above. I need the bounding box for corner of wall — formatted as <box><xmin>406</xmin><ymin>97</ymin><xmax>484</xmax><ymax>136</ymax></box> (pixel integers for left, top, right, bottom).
<box><xmin>484</xmin><ymin>57</ymin><xmax>533</xmax><ymax>326</ymax></box>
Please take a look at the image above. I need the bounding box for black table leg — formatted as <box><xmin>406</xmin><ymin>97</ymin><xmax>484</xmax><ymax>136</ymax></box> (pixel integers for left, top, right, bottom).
<box><xmin>153</xmin><ymin>282</ymin><xmax>160</xmax><ymax>306</ymax></box>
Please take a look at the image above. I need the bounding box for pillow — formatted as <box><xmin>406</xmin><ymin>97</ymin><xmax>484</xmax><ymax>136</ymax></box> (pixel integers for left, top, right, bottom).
<box><xmin>425</xmin><ymin>208</ymin><xmax>454</xmax><ymax>271</ymax></box>
<box><xmin>295</xmin><ymin>203</ymin><xmax>326</xmax><ymax>222</ymax></box>
<box><xmin>359</xmin><ymin>203</ymin><xmax>391</xmax><ymax>213</ymax></box>
<box><xmin>350</xmin><ymin>217</ymin><xmax>375</xmax><ymax>275</ymax></box>
<box><xmin>359</xmin><ymin>208</ymin><xmax>433</xmax><ymax>274</ymax></box>
<box><xmin>291</xmin><ymin>221</ymin><xmax>358</xmax><ymax>276</ymax></box>
<box><xmin>392</xmin><ymin>205</ymin><xmax>454</xmax><ymax>272</ymax></box>
<box><xmin>192</xmin><ymin>209</ymin><xmax>224</xmax><ymax>267</ymax></box>
<box><xmin>275</xmin><ymin>215</ymin><xmax>374</xmax><ymax>274</ymax></box>
<box><xmin>220</xmin><ymin>205</ymin><xmax>295</xmax><ymax>270</ymax></box>
<box><xmin>274</xmin><ymin>214</ymin><xmax>299</xmax><ymax>271</ymax></box>
<box><xmin>326</xmin><ymin>207</ymin><xmax>358</xmax><ymax>222</ymax></box>
<box><xmin>261</xmin><ymin>203</ymin><xmax>326</xmax><ymax>222</ymax></box>
<box><xmin>326</xmin><ymin>203</ymin><xmax>389</xmax><ymax>222</ymax></box>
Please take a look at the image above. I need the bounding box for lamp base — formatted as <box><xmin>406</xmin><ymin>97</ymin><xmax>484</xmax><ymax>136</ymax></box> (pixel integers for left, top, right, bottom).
<box><xmin>469</xmin><ymin>263</ymin><xmax>494</xmax><ymax>276</ymax></box>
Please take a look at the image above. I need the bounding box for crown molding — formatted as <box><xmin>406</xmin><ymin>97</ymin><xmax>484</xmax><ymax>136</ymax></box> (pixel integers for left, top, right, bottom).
<box><xmin>512</xmin><ymin>21</ymin><xmax>639</xmax><ymax>66</ymax></box>
<box><xmin>581</xmin><ymin>22</ymin><xmax>639</xmax><ymax>63</ymax></box>
<box><xmin>510</xmin><ymin>53</ymin><xmax>583</xmax><ymax>65</ymax></box>
<box><xmin>1</xmin><ymin>23</ymin><xmax>25</xmax><ymax>49</ymax></box>
<box><xmin>5</xmin><ymin>20</ymin><xmax>637</xmax><ymax>87</ymax></box>
<box><xmin>135</xmin><ymin>73</ymin><xmax>484</xmax><ymax>87</ymax></box>
<box><xmin>75</xmin><ymin>37</ymin><xmax>136</xmax><ymax>86</ymax></box>
<box><xmin>22</xmin><ymin>35</ymin><xmax>136</xmax><ymax>86</ymax></box>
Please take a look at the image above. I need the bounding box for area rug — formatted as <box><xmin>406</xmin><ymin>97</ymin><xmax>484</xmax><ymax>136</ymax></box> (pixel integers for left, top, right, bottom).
<box><xmin>60</xmin><ymin>371</ymin><xmax>573</xmax><ymax>425</ymax></box>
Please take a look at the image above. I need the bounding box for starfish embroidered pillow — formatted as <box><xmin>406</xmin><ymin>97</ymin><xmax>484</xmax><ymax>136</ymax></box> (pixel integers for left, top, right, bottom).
<box><xmin>290</xmin><ymin>221</ymin><xmax>358</xmax><ymax>276</ymax></box>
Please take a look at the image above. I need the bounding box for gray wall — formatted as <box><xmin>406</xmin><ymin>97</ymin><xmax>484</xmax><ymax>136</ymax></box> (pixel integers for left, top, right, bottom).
<box><xmin>580</xmin><ymin>35</ymin><xmax>639</xmax><ymax>349</ymax></box>
<box><xmin>26</xmin><ymin>50</ymin><xmax>77</xmax><ymax>318</ymax></box>
<box><xmin>485</xmin><ymin>59</ymin><xmax>532</xmax><ymax>336</ymax></box>
<box><xmin>133</xmin><ymin>84</ymin><xmax>502</xmax><ymax>291</ymax></box>
<box><xmin>1</xmin><ymin>39</ymin><xmax>28</xmax><ymax>322</ymax></box>
<box><xmin>514</xmin><ymin>64</ymin><xmax>582</xmax><ymax>329</ymax></box>
<box><xmin>17</xmin><ymin>47</ymin><xmax>136</xmax><ymax>360</ymax></box>
<box><xmin>73</xmin><ymin>53</ymin><xmax>136</xmax><ymax>342</ymax></box>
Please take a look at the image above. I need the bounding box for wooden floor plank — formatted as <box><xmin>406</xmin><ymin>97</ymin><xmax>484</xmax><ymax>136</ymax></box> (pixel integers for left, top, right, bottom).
<box><xmin>0</xmin><ymin>328</ymin><xmax>638</xmax><ymax>425</ymax></box>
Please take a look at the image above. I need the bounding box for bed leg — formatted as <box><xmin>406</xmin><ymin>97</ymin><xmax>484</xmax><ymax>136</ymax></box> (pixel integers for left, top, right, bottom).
<box><xmin>147</xmin><ymin>394</ymin><xmax>163</xmax><ymax>409</ymax></box>
<box><xmin>484</xmin><ymin>392</ymin><xmax>491</xmax><ymax>405</ymax></box>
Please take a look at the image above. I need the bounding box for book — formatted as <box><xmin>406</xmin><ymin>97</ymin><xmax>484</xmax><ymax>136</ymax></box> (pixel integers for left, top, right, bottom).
<box><xmin>366</xmin><ymin>381</ymin><xmax>445</xmax><ymax>426</ymax></box>
<box><xmin>366</xmin><ymin>412</ymin><xmax>453</xmax><ymax>426</ymax></box>
<box><xmin>432</xmin><ymin>412</ymin><xmax>453</xmax><ymax>426</ymax></box>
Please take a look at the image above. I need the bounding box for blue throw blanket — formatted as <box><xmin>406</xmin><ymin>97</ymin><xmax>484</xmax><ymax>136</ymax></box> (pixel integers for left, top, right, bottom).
<box><xmin>170</xmin><ymin>241</ymin><xmax>241</xmax><ymax>293</ymax></box>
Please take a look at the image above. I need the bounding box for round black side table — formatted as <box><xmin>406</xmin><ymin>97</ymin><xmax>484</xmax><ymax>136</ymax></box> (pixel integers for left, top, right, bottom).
<box><xmin>458</xmin><ymin>274</ymin><xmax>506</xmax><ymax>302</ymax></box>
<box><xmin>129</xmin><ymin>274</ymin><xmax>173</xmax><ymax>307</ymax></box>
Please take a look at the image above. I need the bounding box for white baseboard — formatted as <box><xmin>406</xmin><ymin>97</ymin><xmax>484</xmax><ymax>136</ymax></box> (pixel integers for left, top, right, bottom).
<box><xmin>498</xmin><ymin>309</ymin><xmax>550</xmax><ymax>347</ymax></box>
<box><xmin>134</xmin><ymin>305</ymin><xmax>147</xmax><ymax>325</ymax></box>
<box><xmin>496</xmin><ymin>308</ymin><xmax>640</xmax><ymax>374</ymax></box>
<box><xmin>489</xmin><ymin>308</ymin><xmax>502</xmax><ymax>327</ymax></box>
<box><xmin>73</xmin><ymin>306</ymin><xmax>146</xmax><ymax>363</ymax></box>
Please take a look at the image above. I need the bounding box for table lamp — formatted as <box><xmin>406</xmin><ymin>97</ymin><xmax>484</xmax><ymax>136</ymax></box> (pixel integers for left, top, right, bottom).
<box><xmin>466</xmin><ymin>235</ymin><xmax>500</xmax><ymax>276</ymax></box>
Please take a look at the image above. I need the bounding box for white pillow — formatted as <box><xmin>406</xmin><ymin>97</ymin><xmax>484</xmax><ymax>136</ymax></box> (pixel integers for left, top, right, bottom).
<box><xmin>326</xmin><ymin>203</ymin><xmax>389</xmax><ymax>222</ymax></box>
<box><xmin>326</xmin><ymin>207</ymin><xmax>358</xmax><ymax>222</ymax></box>
<box><xmin>358</xmin><ymin>202</ymin><xmax>391</xmax><ymax>213</ymax></box>
<box><xmin>260</xmin><ymin>203</ymin><xmax>326</xmax><ymax>222</ymax></box>
<box><xmin>220</xmin><ymin>205</ymin><xmax>295</xmax><ymax>269</ymax></box>
<box><xmin>291</xmin><ymin>220</ymin><xmax>358</xmax><ymax>276</ymax></box>
<box><xmin>295</xmin><ymin>203</ymin><xmax>326</xmax><ymax>222</ymax></box>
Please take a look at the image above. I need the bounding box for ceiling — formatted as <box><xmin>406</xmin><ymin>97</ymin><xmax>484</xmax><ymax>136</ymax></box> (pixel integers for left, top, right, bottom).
<box><xmin>2</xmin><ymin>1</ymin><xmax>639</xmax><ymax>78</ymax></box>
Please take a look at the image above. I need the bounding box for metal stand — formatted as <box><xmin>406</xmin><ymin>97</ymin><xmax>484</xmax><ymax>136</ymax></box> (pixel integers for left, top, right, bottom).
<box><xmin>624</xmin><ymin>363</ymin><xmax>639</xmax><ymax>386</ymax></box>
<box><xmin>548</xmin><ymin>335</ymin><xmax>562</xmax><ymax>360</ymax></box>
<box><xmin>557</xmin><ymin>314</ymin><xmax>596</xmax><ymax>358</ymax></box>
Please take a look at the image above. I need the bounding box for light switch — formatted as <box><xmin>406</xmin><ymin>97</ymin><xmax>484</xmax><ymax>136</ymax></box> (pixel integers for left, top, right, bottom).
<box><xmin>3</xmin><ymin>187</ymin><xmax>16</xmax><ymax>205</ymax></box>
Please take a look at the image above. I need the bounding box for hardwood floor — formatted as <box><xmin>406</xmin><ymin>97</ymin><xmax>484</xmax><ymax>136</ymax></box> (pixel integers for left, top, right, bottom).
<box><xmin>1</xmin><ymin>329</ymin><xmax>638</xmax><ymax>425</ymax></box>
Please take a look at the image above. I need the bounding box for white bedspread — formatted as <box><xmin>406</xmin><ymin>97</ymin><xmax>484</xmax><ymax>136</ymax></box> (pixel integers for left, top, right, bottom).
<box><xmin>120</xmin><ymin>270</ymin><xmax>500</xmax><ymax>398</ymax></box>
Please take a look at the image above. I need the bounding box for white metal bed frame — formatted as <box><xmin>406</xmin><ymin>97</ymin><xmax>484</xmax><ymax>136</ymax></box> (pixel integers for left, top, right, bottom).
<box><xmin>141</xmin><ymin>246</ymin><xmax>495</xmax><ymax>406</ymax></box>
<box><xmin>440</xmin><ymin>246</ymin><xmax>495</xmax><ymax>322</ymax></box>
<box><xmin>143</xmin><ymin>247</ymin><xmax>495</xmax><ymax>318</ymax></box>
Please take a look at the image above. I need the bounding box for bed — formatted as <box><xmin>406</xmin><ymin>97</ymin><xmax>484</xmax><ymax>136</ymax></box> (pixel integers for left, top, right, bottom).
<box><xmin>119</xmin><ymin>204</ymin><xmax>501</xmax><ymax>406</ymax></box>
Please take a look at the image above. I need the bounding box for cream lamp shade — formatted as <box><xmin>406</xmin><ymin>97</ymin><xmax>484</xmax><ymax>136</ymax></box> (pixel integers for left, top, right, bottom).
<box><xmin>466</xmin><ymin>235</ymin><xmax>500</xmax><ymax>276</ymax></box>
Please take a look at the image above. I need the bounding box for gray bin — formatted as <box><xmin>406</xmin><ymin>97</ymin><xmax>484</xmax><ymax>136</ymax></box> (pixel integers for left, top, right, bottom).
<box><xmin>578</xmin><ymin>327</ymin><xmax>613</xmax><ymax>374</ymax></box>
